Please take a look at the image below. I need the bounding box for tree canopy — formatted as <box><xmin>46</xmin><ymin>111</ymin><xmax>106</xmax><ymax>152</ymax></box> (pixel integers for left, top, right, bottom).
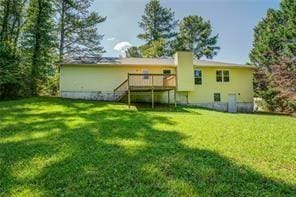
<box><xmin>132</xmin><ymin>1</ymin><xmax>219</xmax><ymax>59</ymax></box>
<box><xmin>0</xmin><ymin>0</ymin><xmax>106</xmax><ymax>99</ymax></box>
<box><xmin>172</xmin><ymin>15</ymin><xmax>220</xmax><ymax>59</ymax></box>
<box><xmin>250</xmin><ymin>0</ymin><xmax>296</xmax><ymax>113</ymax></box>
<box><xmin>55</xmin><ymin>0</ymin><xmax>106</xmax><ymax>62</ymax></box>
<box><xmin>136</xmin><ymin>0</ymin><xmax>177</xmax><ymax>57</ymax></box>
<box><xmin>138</xmin><ymin>0</ymin><xmax>177</xmax><ymax>43</ymax></box>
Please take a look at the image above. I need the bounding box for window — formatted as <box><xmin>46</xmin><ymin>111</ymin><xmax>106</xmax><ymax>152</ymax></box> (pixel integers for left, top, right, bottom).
<box><xmin>223</xmin><ymin>71</ymin><xmax>229</xmax><ymax>82</ymax></box>
<box><xmin>194</xmin><ymin>70</ymin><xmax>202</xmax><ymax>85</ymax></box>
<box><xmin>163</xmin><ymin>70</ymin><xmax>171</xmax><ymax>75</ymax></box>
<box><xmin>143</xmin><ymin>70</ymin><xmax>149</xmax><ymax>79</ymax></box>
<box><xmin>214</xmin><ymin>93</ymin><xmax>221</xmax><ymax>102</ymax></box>
<box><xmin>216</xmin><ymin>70</ymin><xmax>230</xmax><ymax>82</ymax></box>
<box><xmin>216</xmin><ymin>71</ymin><xmax>222</xmax><ymax>82</ymax></box>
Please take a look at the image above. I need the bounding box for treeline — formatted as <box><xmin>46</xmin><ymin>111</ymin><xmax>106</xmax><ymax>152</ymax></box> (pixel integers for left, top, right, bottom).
<box><xmin>0</xmin><ymin>0</ymin><xmax>219</xmax><ymax>100</ymax></box>
<box><xmin>0</xmin><ymin>0</ymin><xmax>106</xmax><ymax>99</ymax></box>
<box><xmin>1</xmin><ymin>0</ymin><xmax>294</xmax><ymax>113</ymax></box>
<box><xmin>250</xmin><ymin>0</ymin><xmax>296</xmax><ymax>113</ymax></box>
<box><xmin>126</xmin><ymin>0</ymin><xmax>220</xmax><ymax>59</ymax></box>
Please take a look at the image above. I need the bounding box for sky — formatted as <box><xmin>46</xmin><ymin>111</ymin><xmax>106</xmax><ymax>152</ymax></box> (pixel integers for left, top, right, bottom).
<box><xmin>91</xmin><ymin>0</ymin><xmax>280</xmax><ymax>64</ymax></box>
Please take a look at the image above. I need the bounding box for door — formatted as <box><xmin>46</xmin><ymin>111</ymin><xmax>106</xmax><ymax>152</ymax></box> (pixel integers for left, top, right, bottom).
<box><xmin>163</xmin><ymin>69</ymin><xmax>171</xmax><ymax>86</ymax></box>
<box><xmin>228</xmin><ymin>94</ymin><xmax>237</xmax><ymax>113</ymax></box>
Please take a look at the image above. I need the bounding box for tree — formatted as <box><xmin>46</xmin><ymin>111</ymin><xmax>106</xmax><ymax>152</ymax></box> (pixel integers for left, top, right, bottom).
<box><xmin>55</xmin><ymin>0</ymin><xmax>106</xmax><ymax>62</ymax></box>
<box><xmin>139</xmin><ymin>38</ymin><xmax>166</xmax><ymax>58</ymax></box>
<box><xmin>138</xmin><ymin>0</ymin><xmax>177</xmax><ymax>57</ymax></box>
<box><xmin>0</xmin><ymin>0</ymin><xmax>28</xmax><ymax>46</ymax></box>
<box><xmin>249</xmin><ymin>9</ymin><xmax>284</xmax><ymax>69</ymax></box>
<box><xmin>125</xmin><ymin>46</ymin><xmax>142</xmax><ymax>58</ymax></box>
<box><xmin>21</xmin><ymin>0</ymin><xmax>56</xmax><ymax>96</ymax></box>
<box><xmin>0</xmin><ymin>42</ymin><xmax>22</xmax><ymax>99</ymax></box>
<box><xmin>172</xmin><ymin>15</ymin><xmax>220</xmax><ymax>59</ymax></box>
<box><xmin>0</xmin><ymin>0</ymin><xmax>28</xmax><ymax>99</ymax></box>
<box><xmin>250</xmin><ymin>0</ymin><xmax>296</xmax><ymax>113</ymax></box>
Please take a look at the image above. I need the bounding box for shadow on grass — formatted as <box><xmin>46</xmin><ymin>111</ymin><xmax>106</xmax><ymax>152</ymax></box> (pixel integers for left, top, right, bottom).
<box><xmin>133</xmin><ymin>102</ymin><xmax>198</xmax><ymax>113</ymax></box>
<box><xmin>253</xmin><ymin>111</ymin><xmax>294</xmax><ymax>117</ymax></box>
<box><xmin>0</xmin><ymin>97</ymin><xmax>295</xmax><ymax>195</ymax></box>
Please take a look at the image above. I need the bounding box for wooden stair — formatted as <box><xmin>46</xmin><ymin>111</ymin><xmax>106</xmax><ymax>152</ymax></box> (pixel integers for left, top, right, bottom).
<box><xmin>113</xmin><ymin>79</ymin><xmax>128</xmax><ymax>101</ymax></box>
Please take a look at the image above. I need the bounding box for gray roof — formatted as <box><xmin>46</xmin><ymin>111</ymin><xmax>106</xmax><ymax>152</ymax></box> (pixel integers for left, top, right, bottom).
<box><xmin>62</xmin><ymin>57</ymin><xmax>175</xmax><ymax>66</ymax></box>
<box><xmin>193</xmin><ymin>60</ymin><xmax>254</xmax><ymax>68</ymax></box>
<box><xmin>61</xmin><ymin>56</ymin><xmax>254</xmax><ymax>68</ymax></box>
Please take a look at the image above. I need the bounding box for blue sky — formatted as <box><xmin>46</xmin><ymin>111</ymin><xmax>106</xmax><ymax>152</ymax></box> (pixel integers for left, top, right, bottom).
<box><xmin>92</xmin><ymin>0</ymin><xmax>280</xmax><ymax>64</ymax></box>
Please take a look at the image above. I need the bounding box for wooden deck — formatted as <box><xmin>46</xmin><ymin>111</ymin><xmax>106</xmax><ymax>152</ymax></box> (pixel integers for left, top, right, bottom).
<box><xmin>114</xmin><ymin>73</ymin><xmax>177</xmax><ymax>108</ymax></box>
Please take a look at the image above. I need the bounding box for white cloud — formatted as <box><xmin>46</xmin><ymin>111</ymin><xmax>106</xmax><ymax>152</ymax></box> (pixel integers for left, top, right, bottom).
<box><xmin>107</xmin><ymin>37</ymin><xmax>116</xmax><ymax>41</ymax></box>
<box><xmin>113</xmin><ymin>41</ymin><xmax>132</xmax><ymax>56</ymax></box>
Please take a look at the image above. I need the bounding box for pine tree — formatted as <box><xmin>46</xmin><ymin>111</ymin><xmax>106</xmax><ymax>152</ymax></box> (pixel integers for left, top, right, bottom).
<box><xmin>138</xmin><ymin>0</ymin><xmax>177</xmax><ymax>57</ymax></box>
<box><xmin>125</xmin><ymin>46</ymin><xmax>142</xmax><ymax>58</ymax></box>
<box><xmin>250</xmin><ymin>0</ymin><xmax>296</xmax><ymax>113</ymax></box>
<box><xmin>55</xmin><ymin>0</ymin><xmax>106</xmax><ymax>62</ymax></box>
<box><xmin>140</xmin><ymin>39</ymin><xmax>166</xmax><ymax>58</ymax></box>
<box><xmin>21</xmin><ymin>0</ymin><xmax>56</xmax><ymax>96</ymax></box>
<box><xmin>172</xmin><ymin>15</ymin><xmax>220</xmax><ymax>59</ymax></box>
<box><xmin>249</xmin><ymin>9</ymin><xmax>284</xmax><ymax>69</ymax></box>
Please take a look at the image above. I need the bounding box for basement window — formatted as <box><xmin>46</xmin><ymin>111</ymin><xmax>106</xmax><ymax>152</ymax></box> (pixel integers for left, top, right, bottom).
<box><xmin>194</xmin><ymin>69</ymin><xmax>202</xmax><ymax>85</ymax></box>
<box><xmin>163</xmin><ymin>70</ymin><xmax>171</xmax><ymax>75</ymax></box>
<box><xmin>214</xmin><ymin>93</ymin><xmax>221</xmax><ymax>102</ymax></box>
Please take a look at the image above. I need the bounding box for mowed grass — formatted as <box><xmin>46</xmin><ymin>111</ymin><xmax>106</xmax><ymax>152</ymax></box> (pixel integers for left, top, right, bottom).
<box><xmin>0</xmin><ymin>97</ymin><xmax>295</xmax><ymax>196</ymax></box>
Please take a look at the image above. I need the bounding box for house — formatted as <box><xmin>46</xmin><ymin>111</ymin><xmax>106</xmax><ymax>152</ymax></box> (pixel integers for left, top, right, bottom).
<box><xmin>60</xmin><ymin>52</ymin><xmax>254</xmax><ymax>112</ymax></box>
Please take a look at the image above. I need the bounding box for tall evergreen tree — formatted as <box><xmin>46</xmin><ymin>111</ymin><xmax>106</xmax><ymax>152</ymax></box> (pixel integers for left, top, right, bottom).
<box><xmin>21</xmin><ymin>0</ymin><xmax>56</xmax><ymax>96</ymax></box>
<box><xmin>250</xmin><ymin>0</ymin><xmax>295</xmax><ymax>68</ymax></box>
<box><xmin>172</xmin><ymin>15</ymin><xmax>220</xmax><ymax>59</ymax></box>
<box><xmin>250</xmin><ymin>9</ymin><xmax>284</xmax><ymax>69</ymax></box>
<box><xmin>250</xmin><ymin>0</ymin><xmax>296</xmax><ymax>113</ymax></box>
<box><xmin>138</xmin><ymin>0</ymin><xmax>177</xmax><ymax>57</ymax></box>
<box><xmin>55</xmin><ymin>0</ymin><xmax>106</xmax><ymax>62</ymax></box>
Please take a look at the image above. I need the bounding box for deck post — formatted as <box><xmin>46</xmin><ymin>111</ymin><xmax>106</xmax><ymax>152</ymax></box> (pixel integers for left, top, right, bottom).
<box><xmin>152</xmin><ymin>88</ymin><xmax>154</xmax><ymax>109</ymax></box>
<box><xmin>174</xmin><ymin>88</ymin><xmax>177</xmax><ymax>108</ymax></box>
<box><xmin>128</xmin><ymin>89</ymin><xmax>131</xmax><ymax>108</ymax></box>
<box><xmin>128</xmin><ymin>73</ymin><xmax>130</xmax><ymax>108</ymax></box>
<box><xmin>151</xmin><ymin>75</ymin><xmax>154</xmax><ymax>108</ymax></box>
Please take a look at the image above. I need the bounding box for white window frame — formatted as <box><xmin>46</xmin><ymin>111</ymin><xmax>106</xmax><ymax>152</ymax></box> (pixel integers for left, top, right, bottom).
<box><xmin>194</xmin><ymin>69</ymin><xmax>202</xmax><ymax>85</ymax></box>
<box><xmin>216</xmin><ymin>70</ymin><xmax>230</xmax><ymax>82</ymax></box>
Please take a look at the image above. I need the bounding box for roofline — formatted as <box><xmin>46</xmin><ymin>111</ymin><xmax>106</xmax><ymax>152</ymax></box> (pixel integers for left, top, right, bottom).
<box><xmin>194</xmin><ymin>64</ymin><xmax>255</xmax><ymax>69</ymax></box>
<box><xmin>60</xmin><ymin>63</ymin><xmax>254</xmax><ymax>69</ymax></box>
<box><xmin>60</xmin><ymin>63</ymin><xmax>177</xmax><ymax>67</ymax></box>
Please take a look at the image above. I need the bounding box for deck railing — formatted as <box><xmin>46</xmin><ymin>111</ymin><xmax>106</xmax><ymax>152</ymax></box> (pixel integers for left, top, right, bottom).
<box><xmin>128</xmin><ymin>73</ymin><xmax>176</xmax><ymax>89</ymax></box>
<box><xmin>113</xmin><ymin>73</ymin><xmax>177</xmax><ymax>107</ymax></box>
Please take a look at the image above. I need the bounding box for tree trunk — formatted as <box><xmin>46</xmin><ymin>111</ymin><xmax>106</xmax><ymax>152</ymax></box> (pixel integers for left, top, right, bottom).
<box><xmin>59</xmin><ymin>0</ymin><xmax>66</xmax><ymax>63</ymax></box>
<box><xmin>0</xmin><ymin>0</ymin><xmax>11</xmax><ymax>41</ymax></box>
<box><xmin>31</xmin><ymin>0</ymin><xmax>42</xmax><ymax>96</ymax></box>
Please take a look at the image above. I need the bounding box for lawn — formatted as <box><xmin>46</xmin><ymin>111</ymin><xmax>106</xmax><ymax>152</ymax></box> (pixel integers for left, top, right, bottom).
<box><xmin>0</xmin><ymin>97</ymin><xmax>295</xmax><ymax>196</ymax></box>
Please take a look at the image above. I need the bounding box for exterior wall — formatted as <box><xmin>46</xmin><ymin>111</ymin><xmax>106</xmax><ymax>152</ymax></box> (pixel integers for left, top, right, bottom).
<box><xmin>60</xmin><ymin>64</ymin><xmax>176</xmax><ymax>93</ymax></box>
<box><xmin>186</xmin><ymin>102</ymin><xmax>253</xmax><ymax>112</ymax></box>
<box><xmin>60</xmin><ymin>55</ymin><xmax>254</xmax><ymax>112</ymax></box>
<box><xmin>188</xmin><ymin>67</ymin><xmax>253</xmax><ymax>103</ymax></box>
<box><xmin>175</xmin><ymin>52</ymin><xmax>194</xmax><ymax>91</ymax></box>
<box><xmin>182</xmin><ymin>66</ymin><xmax>254</xmax><ymax>112</ymax></box>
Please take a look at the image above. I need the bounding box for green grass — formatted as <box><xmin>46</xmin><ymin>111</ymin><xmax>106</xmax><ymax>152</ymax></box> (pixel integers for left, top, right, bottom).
<box><xmin>0</xmin><ymin>97</ymin><xmax>295</xmax><ymax>196</ymax></box>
